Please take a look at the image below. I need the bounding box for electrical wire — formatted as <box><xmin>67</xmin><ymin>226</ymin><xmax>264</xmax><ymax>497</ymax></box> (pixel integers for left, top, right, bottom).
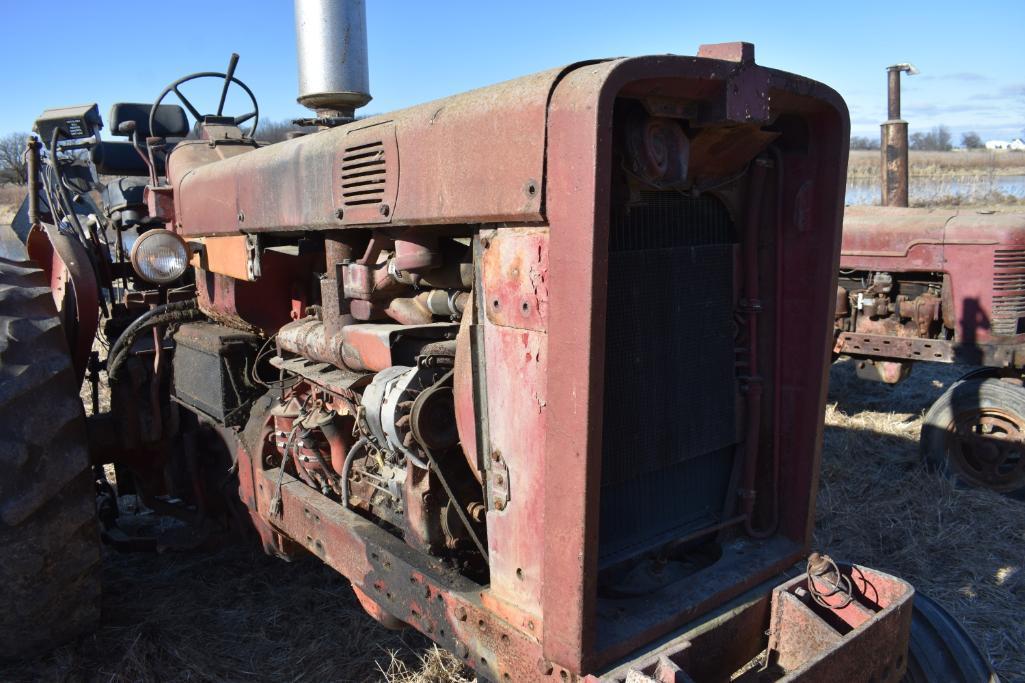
<box><xmin>250</xmin><ymin>333</ymin><xmax>301</xmax><ymax>390</ymax></box>
<box><xmin>270</xmin><ymin>424</ymin><xmax>300</xmax><ymax>517</ymax></box>
<box><xmin>48</xmin><ymin>128</ymin><xmax>89</xmax><ymax>244</ymax></box>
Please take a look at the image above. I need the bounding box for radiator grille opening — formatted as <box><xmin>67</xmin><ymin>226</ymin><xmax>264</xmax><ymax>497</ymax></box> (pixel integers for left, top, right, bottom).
<box><xmin>598</xmin><ymin>192</ymin><xmax>740</xmax><ymax>566</ymax></box>
<box><xmin>992</xmin><ymin>249</ymin><xmax>1025</xmax><ymax>336</ymax></box>
<box><xmin>340</xmin><ymin>140</ymin><xmax>386</xmax><ymax>206</ymax></box>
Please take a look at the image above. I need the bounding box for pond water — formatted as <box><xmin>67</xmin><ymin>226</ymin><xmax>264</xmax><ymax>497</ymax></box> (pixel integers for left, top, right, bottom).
<box><xmin>845</xmin><ymin>175</ymin><xmax>1025</xmax><ymax>205</ymax></box>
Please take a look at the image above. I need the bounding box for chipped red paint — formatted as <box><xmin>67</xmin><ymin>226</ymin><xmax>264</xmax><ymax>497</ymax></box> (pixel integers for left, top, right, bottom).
<box><xmin>766</xmin><ymin>566</ymin><xmax>913</xmax><ymax>680</ymax></box>
<box><xmin>235</xmin><ymin>441</ymin><xmax>552</xmax><ymax>681</ymax></box>
<box><xmin>482</xmin><ymin>228</ymin><xmax>550</xmax><ymax>333</ymax></box>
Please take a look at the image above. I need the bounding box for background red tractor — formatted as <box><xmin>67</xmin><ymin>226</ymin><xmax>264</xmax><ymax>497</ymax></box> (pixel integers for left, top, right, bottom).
<box><xmin>836</xmin><ymin>207</ymin><xmax>1025</xmax><ymax>497</ymax></box>
<box><xmin>834</xmin><ymin>64</ymin><xmax>1025</xmax><ymax>498</ymax></box>
<box><xmin>0</xmin><ymin>1</ymin><xmax>997</xmax><ymax>680</ymax></box>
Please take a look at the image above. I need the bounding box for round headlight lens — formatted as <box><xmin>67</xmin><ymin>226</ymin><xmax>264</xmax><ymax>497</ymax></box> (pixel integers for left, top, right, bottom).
<box><xmin>130</xmin><ymin>230</ymin><xmax>190</xmax><ymax>284</ymax></box>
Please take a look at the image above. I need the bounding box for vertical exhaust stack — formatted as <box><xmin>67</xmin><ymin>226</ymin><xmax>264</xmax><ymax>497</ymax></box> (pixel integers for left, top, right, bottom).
<box><xmin>880</xmin><ymin>62</ymin><xmax>918</xmax><ymax>207</ymax></box>
<box><xmin>294</xmin><ymin>0</ymin><xmax>371</xmax><ymax>120</ymax></box>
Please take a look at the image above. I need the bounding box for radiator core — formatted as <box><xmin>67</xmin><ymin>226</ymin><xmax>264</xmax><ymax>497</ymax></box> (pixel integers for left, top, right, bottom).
<box><xmin>598</xmin><ymin>193</ymin><xmax>740</xmax><ymax>564</ymax></box>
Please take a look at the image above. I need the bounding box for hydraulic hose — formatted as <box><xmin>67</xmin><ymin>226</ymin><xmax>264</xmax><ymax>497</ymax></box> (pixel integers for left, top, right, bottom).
<box><xmin>108</xmin><ymin>300</ymin><xmax>202</xmax><ymax>383</ymax></box>
<box><xmin>48</xmin><ymin>128</ymin><xmax>88</xmax><ymax>245</ymax></box>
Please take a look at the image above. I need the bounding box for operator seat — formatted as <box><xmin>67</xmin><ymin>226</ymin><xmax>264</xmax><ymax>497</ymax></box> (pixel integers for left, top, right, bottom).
<box><xmin>91</xmin><ymin>103</ymin><xmax>189</xmax><ymax>177</ymax></box>
<box><xmin>92</xmin><ymin>103</ymin><xmax>188</xmax><ymax>228</ymax></box>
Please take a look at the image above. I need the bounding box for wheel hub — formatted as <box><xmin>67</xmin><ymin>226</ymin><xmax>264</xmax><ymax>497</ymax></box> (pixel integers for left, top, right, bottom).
<box><xmin>946</xmin><ymin>407</ymin><xmax>1025</xmax><ymax>492</ymax></box>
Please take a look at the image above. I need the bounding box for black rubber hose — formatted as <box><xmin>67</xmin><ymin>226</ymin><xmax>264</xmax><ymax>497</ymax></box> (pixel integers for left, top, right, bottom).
<box><xmin>340</xmin><ymin>438</ymin><xmax>368</xmax><ymax>509</ymax></box>
<box><xmin>48</xmin><ymin>128</ymin><xmax>88</xmax><ymax>245</ymax></box>
<box><xmin>109</xmin><ymin>299</ymin><xmax>197</xmax><ymax>364</ymax></box>
<box><xmin>108</xmin><ymin>304</ymin><xmax>203</xmax><ymax>383</ymax></box>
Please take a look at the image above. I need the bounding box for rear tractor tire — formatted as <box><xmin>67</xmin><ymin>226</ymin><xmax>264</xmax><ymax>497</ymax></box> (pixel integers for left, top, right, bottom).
<box><xmin>904</xmin><ymin>592</ymin><xmax>998</xmax><ymax>682</ymax></box>
<box><xmin>0</xmin><ymin>253</ymin><xmax>101</xmax><ymax>659</ymax></box>
<box><xmin>920</xmin><ymin>376</ymin><xmax>1025</xmax><ymax>498</ymax></box>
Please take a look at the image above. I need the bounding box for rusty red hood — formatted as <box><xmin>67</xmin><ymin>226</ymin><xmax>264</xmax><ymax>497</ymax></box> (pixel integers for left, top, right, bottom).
<box><xmin>167</xmin><ymin>62</ymin><xmax>594</xmax><ymax>237</ymax></box>
<box><xmin>841</xmin><ymin>205</ymin><xmax>1025</xmax><ymax>271</ymax></box>
<box><xmin>168</xmin><ymin>54</ymin><xmax>846</xmax><ymax>239</ymax></box>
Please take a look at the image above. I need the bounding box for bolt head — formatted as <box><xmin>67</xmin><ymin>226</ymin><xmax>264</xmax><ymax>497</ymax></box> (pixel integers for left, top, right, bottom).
<box><xmin>379</xmin><ymin>204</ymin><xmax>390</xmax><ymax>217</ymax></box>
<box><xmin>493</xmin><ymin>498</ymin><xmax>506</xmax><ymax>511</ymax></box>
<box><xmin>537</xmin><ymin>659</ymin><xmax>554</xmax><ymax>676</ymax></box>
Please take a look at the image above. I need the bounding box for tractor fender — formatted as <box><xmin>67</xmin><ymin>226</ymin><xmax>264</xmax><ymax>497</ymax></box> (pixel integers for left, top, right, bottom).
<box><xmin>25</xmin><ymin>223</ymin><xmax>99</xmax><ymax>383</ymax></box>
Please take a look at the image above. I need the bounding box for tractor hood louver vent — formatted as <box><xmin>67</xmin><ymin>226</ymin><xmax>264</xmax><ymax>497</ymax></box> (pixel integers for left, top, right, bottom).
<box><xmin>341</xmin><ymin>140</ymin><xmax>386</xmax><ymax>206</ymax></box>
<box><xmin>334</xmin><ymin>124</ymin><xmax>397</xmax><ymax>225</ymax></box>
<box><xmin>991</xmin><ymin>248</ymin><xmax>1025</xmax><ymax>336</ymax></box>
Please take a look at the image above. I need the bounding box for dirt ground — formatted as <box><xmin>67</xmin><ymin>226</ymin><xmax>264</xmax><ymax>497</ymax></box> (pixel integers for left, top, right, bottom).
<box><xmin>0</xmin><ymin>359</ymin><xmax>1022</xmax><ymax>682</ymax></box>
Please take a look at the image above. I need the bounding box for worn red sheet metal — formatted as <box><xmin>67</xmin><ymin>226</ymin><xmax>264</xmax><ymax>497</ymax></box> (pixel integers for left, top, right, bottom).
<box><xmin>478</xmin><ymin>229</ymin><xmax>550</xmax><ymax>625</ymax></box>
<box><xmin>543</xmin><ymin>53</ymin><xmax>849</xmax><ymax>673</ymax></box>
<box><xmin>841</xmin><ymin>206</ymin><xmax>1025</xmax><ymax>344</ymax></box>
<box><xmin>196</xmin><ymin>247</ymin><xmax>315</xmax><ymax>334</ymax></box>
<box><xmin>170</xmin><ymin>66</ymin><xmax>594</xmax><ymax>237</ymax></box>
<box><xmin>481</xmin><ymin>228</ymin><xmax>550</xmax><ymax>333</ymax></box>
<box><xmin>767</xmin><ymin>566</ymin><xmax>913</xmax><ymax>680</ymax></box>
<box><xmin>841</xmin><ymin>206</ymin><xmax>962</xmax><ymax>270</ymax></box>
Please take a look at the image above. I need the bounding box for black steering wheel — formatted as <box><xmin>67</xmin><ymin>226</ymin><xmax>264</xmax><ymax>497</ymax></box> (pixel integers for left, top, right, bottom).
<box><xmin>149</xmin><ymin>53</ymin><xmax>259</xmax><ymax>139</ymax></box>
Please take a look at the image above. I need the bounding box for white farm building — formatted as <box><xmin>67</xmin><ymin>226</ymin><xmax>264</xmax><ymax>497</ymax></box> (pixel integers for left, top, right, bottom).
<box><xmin>986</xmin><ymin>138</ymin><xmax>1025</xmax><ymax>151</ymax></box>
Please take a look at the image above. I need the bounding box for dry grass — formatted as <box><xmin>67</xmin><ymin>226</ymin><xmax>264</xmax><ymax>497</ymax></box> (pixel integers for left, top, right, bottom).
<box><xmin>846</xmin><ymin>150</ymin><xmax>1025</xmax><ymax>207</ymax></box>
<box><xmin>848</xmin><ymin>150</ymin><xmax>1025</xmax><ymax>179</ymax></box>
<box><xmin>0</xmin><ymin>546</ymin><xmax>470</xmax><ymax>683</ymax></box>
<box><xmin>0</xmin><ymin>185</ymin><xmax>25</xmax><ymax>224</ymax></box>
<box><xmin>820</xmin><ymin>360</ymin><xmax>1025</xmax><ymax>681</ymax></box>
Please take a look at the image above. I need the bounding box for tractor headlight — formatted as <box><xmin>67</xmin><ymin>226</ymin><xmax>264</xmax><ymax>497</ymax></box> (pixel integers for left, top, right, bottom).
<box><xmin>130</xmin><ymin>230</ymin><xmax>190</xmax><ymax>284</ymax></box>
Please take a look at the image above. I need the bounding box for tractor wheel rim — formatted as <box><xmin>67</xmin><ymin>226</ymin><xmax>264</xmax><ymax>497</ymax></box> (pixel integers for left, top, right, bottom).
<box><xmin>946</xmin><ymin>407</ymin><xmax>1025</xmax><ymax>492</ymax></box>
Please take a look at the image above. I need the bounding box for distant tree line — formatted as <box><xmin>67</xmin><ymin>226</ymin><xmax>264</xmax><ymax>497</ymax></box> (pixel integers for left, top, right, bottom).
<box><xmin>0</xmin><ymin>133</ymin><xmax>29</xmax><ymax>184</ymax></box>
<box><xmin>256</xmin><ymin>119</ymin><xmax>316</xmax><ymax>143</ymax></box>
<box><xmin>850</xmin><ymin>126</ymin><xmax>986</xmax><ymax>152</ymax></box>
<box><xmin>850</xmin><ymin>136</ymin><xmax>880</xmax><ymax>151</ymax></box>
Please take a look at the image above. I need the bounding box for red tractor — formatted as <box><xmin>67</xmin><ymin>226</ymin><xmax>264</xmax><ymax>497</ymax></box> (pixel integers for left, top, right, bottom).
<box><xmin>834</xmin><ymin>63</ymin><xmax>1025</xmax><ymax>498</ymax></box>
<box><xmin>836</xmin><ymin>206</ymin><xmax>1025</xmax><ymax>497</ymax></box>
<box><xmin>0</xmin><ymin>2</ymin><xmax>995</xmax><ymax>680</ymax></box>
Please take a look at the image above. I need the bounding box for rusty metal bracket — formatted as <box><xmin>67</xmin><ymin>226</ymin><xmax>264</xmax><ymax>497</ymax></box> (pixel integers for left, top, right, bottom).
<box><xmin>487</xmin><ymin>451</ymin><xmax>510</xmax><ymax>512</ymax></box>
<box><xmin>245</xmin><ymin>234</ymin><xmax>261</xmax><ymax>280</ymax></box>
<box><xmin>471</xmin><ymin>231</ymin><xmax>500</xmax><ymax>508</ymax></box>
<box><xmin>835</xmin><ymin>332</ymin><xmax>955</xmax><ymax>363</ymax></box>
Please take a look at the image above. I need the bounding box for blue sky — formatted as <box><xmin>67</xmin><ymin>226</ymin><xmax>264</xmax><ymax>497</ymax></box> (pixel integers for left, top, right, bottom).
<box><xmin>2</xmin><ymin>1</ymin><xmax>1022</xmax><ymax>143</ymax></box>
